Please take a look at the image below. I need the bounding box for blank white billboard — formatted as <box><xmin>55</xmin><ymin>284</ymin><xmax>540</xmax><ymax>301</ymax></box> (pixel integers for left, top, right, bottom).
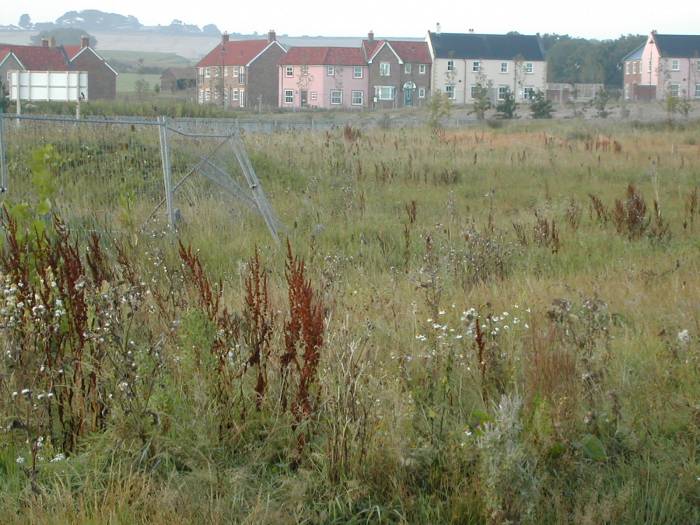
<box><xmin>9</xmin><ymin>70</ymin><xmax>89</xmax><ymax>102</ymax></box>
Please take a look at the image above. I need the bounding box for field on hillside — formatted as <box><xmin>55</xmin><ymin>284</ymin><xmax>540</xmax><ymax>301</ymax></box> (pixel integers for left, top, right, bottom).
<box><xmin>116</xmin><ymin>72</ymin><xmax>164</xmax><ymax>93</ymax></box>
<box><xmin>0</xmin><ymin>119</ymin><xmax>699</xmax><ymax>524</ymax></box>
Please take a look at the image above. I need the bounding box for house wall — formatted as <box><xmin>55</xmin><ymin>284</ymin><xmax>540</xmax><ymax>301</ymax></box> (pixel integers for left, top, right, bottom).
<box><xmin>248</xmin><ymin>44</ymin><xmax>286</xmax><ymax>110</ymax></box>
<box><xmin>623</xmin><ymin>60</ymin><xmax>642</xmax><ymax>100</ymax></box>
<box><xmin>640</xmin><ymin>37</ymin><xmax>660</xmax><ymax>94</ymax></box>
<box><xmin>367</xmin><ymin>45</ymin><xmax>431</xmax><ymax>109</ymax></box>
<box><xmin>432</xmin><ymin>58</ymin><xmax>546</xmax><ymax>104</ymax></box>
<box><xmin>0</xmin><ymin>55</ymin><xmax>25</xmax><ymax>90</ymax></box>
<box><xmin>658</xmin><ymin>57</ymin><xmax>700</xmax><ymax>99</ymax></box>
<box><xmin>198</xmin><ymin>65</ymin><xmax>248</xmax><ymax>107</ymax></box>
<box><xmin>280</xmin><ymin>64</ymin><xmax>369</xmax><ymax>109</ymax></box>
<box><xmin>70</xmin><ymin>50</ymin><xmax>117</xmax><ymax>100</ymax></box>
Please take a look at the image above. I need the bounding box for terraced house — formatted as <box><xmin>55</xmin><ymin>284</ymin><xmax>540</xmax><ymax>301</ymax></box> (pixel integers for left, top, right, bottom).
<box><xmin>197</xmin><ymin>31</ymin><xmax>286</xmax><ymax>109</ymax></box>
<box><xmin>627</xmin><ymin>31</ymin><xmax>700</xmax><ymax>100</ymax></box>
<box><xmin>427</xmin><ymin>31</ymin><xmax>546</xmax><ymax>105</ymax></box>
<box><xmin>362</xmin><ymin>31</ymin><xmax>431</xmax><ymax>108</ymax></box>
<box><xmin>279</xmin><ymin>47</ymin><xmax>368</xmax><ymax>109</ymax></box>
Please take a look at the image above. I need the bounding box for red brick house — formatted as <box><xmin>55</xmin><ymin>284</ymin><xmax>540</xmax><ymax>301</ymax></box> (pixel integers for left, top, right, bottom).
<box><xmin>196</xmin><ymin>31</ymin><xmax>287</xmax><ymax>110</ymax></box>
<box><xmin>63</xmin><ymin>37</ymin><xmax>118</xmax><ymax>100</ymax></box>
<box><xmin>0</xmin><ymin>37</ymin><xmax>118</xmax><ymax>100</ymax></box>
<box><xmin>362</xmin><ymin>32</ymin><xmax>432</xmax><ymax>108</ymax></box>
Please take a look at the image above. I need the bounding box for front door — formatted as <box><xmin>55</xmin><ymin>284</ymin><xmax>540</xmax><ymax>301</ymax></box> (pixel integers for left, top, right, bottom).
<box><xmin>301</xmin><ymin>90</ymin><xmax>308</xmax><ymax>107</ymax></box>
<box><xmin>404</xmin><ymin>88</ymin><xmax>413</xmax><ymax>107</ymax></box>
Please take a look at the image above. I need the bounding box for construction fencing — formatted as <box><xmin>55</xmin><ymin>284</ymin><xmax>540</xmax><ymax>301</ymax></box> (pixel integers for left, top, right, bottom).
<box><xmin>0</xmin><ymin>113</ymin><xmax>281</xmax><ymax>241</ymax></box>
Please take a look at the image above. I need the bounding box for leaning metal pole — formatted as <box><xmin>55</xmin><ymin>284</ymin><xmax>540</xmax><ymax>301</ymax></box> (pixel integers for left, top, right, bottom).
<box><xmin>158</xmin><ymin>116</ymin><xmax>175</xmax><ymax>229</ymax></box>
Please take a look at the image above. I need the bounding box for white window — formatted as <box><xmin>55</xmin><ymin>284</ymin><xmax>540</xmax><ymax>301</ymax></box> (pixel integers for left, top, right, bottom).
<box><xmin>224</xmin><ymin>67</ymin><xmax>228</xmax><ymax>77</ymax></box>
<box><xmin>330</xmin><ymin>89</ymin><xmax>342</xmax><ymax>104</ymax></box>
<box><xmin>233</xmin><ymin>67</ymin><xmax>239</xmax><ymax>77</ymax></box>
<box><xmin>232</xmin><ymin>89</ymin><xmax>239</xmax><ymax>102</ymax></box>
<box><xmin>284</xmin><ymin>89</ymin><xmax>294</xmax><ymax>104</ymax></box>
<box><xmin>500</xmin><ymin>62</ymin><xmax>508</xmax><ymax>73</ymax></box>
<box><xmin>418</xmin><ymin>87</ymin><xmax>426</xmax><ymax>98</ymax></box>
<box><xmin>669</xmin><ymin>83</ymin><xmax>680</xmax><ymax>97</ymax></box>
<box><xmin>301</xmin><ymin>65</ymin><xmax>309</xmax><ymax>75</ymax></box>
<box><xmin>445</xmin><ymin>85</ymin><xmax>455</xmax><ymax>100</ymax></box>
<box><xmin>472</xmin><ymin>61</ymin><xmax>480</xmax><ymax>72</ymax></box>
<box><xmin>205</xmin><ymin>67</ymin><xmax>211</xmax><ymax>78</ymax></box>
<box><xmin>405</xmin><ymin>63</ymin><xmax>412</xmax><ymax>74</ymax></box>
<box><xmin>327</xmin><ymin>65</ymin><xmax>335</xmax><ymax>76</ymax></box>
<box><xmin>205</xmin><ymin>89</ymin><xmax>211</xmax><ymax>101</ymax></box>
<box><xmin>447</xmin><ymin>60</ymin><xmax>455</xmax><ymax>72</ymax></box>
<box><xmin>353</xmin><ymin>66</ymin><xmax>363</xmax><ymax>79</ymax></box>
<box><xmin>695</xmin><ymin>84</ymin><xmax>700</xmax><ymax>98</ymax></box>
<box><xmin>351</xmin><ymin>90</ymin><xmax>364</xmax><ymax>106</ymax></box>
<box><xmin>375</xmin><ymin>86</ymin><xmax>395</xmax><ymax>100</ymax></box>
<box><xmin>671</xmin><ymin>59</ymin><xmax>680</xmax><ymax>71</ymax></box>
<box><xmin>310</xmin><ymin>91</ymin><xmax>318</xmax><ymax>101</ymax></box>
<box><xmin>625</xmin><ymin>62</ymin><xmax>631</xmax><ymax>75</ymax></box>
<box><xmin>498</xmin><ymin>85</ymin><xmax>509</xmax><ymax>100</ymax></box>
<box><xmin>523</xmin><ymin>87</ymin><xmax>535</xmax><ymax>100</ymax></box>
<box><xmin>525</xmin><ymin>62</ymin><xmax>534</xmax><ymax>74</ymax></box>
<box><xmin>419</xmin><ymin>64</ymin><xmax>427</xmax><ymax>74</ymax></box>
<box><xmin>199</xmin><ymin>67</ymin><xmax>205</xmax><ymax>77</ymax></box>
<box><xmin>634</xmin><ymin>62</ymin><xmax>639</xmax><ymax>74</ymax></box>
<box><xmin>198</xmin><ymin>89</ymin><xmax>204</xmax><ymax>103</ymax></box>
<box><xmin>470</xmin><ymin>85</ymin><xmax>479</xmax><ymax>99</ymax></box>
<box><xmin>380</xmin><ymin>62</ymin><xmax>391</xmax><ymax>76</ymax></box>
<box><xmin>697</xmin><ymin>60</ymin><xmax>700</xmax><ymax>72</ymax></box>
<box><xmin>285</xmin><ymin>66</ymin><xmax>294</xmax><ymax>77</ymax></box>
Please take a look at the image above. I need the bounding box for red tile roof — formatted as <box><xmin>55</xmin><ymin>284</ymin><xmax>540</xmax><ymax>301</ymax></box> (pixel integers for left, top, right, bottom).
<box><xmin>0</xmin><ymin>44</ymin><xmax>69</xmax><ymax>70</ymax></box>
<box><xmin>196</xmin><ymin>39</ymin><xmax>272</xmax><ymax>67</ymax></box>
<box><xmin>63</xmin><ymin>45</ymin><xmax>82</xmax><ymax>60</ymax></box>
<box><xmin>362</xmin><ymin>39</ymin><xmax>431</xmax><ymax>64</ymax></box>
<box><xmin>280</xmin><ymin>46</ymin><xmax>366</xmax><ymax>66</ymax></box>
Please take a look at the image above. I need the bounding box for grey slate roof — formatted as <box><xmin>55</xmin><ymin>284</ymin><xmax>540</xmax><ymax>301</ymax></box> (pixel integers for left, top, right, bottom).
<box><xmin>623</xmin><ymin>44</ymin><xmax>644</xmax><ymax>62</ymax></box>
<box><xmin>428</xmin><ymin>32</ymin><xmax>545</xmax><ymax>61</ymax></box>
<box><xmin>653</xmin><ymin>34</ymin><xmax>700</xmax><ymax>57</ymax></box>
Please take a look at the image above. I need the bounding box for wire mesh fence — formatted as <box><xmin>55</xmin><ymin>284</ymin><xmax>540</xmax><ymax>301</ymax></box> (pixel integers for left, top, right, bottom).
<box><xmin>0</xmin><ymin>114</ymin><xmax>281</xmax><ymax>240</ymax></box>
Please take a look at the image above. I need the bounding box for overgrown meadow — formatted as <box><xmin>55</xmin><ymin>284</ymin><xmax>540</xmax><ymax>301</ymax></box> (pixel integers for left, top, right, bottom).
<box><xmin>1</xmin><ymin>117</ymin><xmax>699</xmax><ymax>524</ymax></box>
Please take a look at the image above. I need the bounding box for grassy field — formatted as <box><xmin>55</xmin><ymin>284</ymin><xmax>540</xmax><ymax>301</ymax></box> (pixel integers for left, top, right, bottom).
<box><xmin>116</xmin><ymin>73</ymin><xmax>164</xmax><ymax>94</ymax></box>
<box><xmin>100</xmin><ymin>50</ymin><xmax>193</xmax><ymax>71</ymax></box>
<box><xmin>0</xmin><ymin>118</ymin><xmax>699</xmax><ymax>524</ymax></box>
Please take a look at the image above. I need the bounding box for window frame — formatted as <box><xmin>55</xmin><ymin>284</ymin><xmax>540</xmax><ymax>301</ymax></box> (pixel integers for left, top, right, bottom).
<box><xmin>525</xmin><ymin>62</ymin><xmax>534</xmax><ymax>74</ymax></box>
<box><xmin>445</xmin><ymin>85</ymin><xmax>455</xmax><ymax>100</ymax></box>
<box><xmin>379</xmin><ymin>62</ymin><xmax>391</xmax><ymax>76</ymax></box>
<box><xmin>418</xmin><ymin>87</ymin><xmax>426</xmax><ymax>99</ymax></box>
<box><xmin>351</xmin><ymin>90</ymin><xmax>364</xmax><ymax>106</ymax></box>
<box><xmin>668</xmin><ymin>83</ymin><xmax>680</xmax><ymax>97</ymax></box>
<box><xmin>284</xmin><ymin>89</ymin><xmax>294</xmax><ymax>104</ymax></box>
<box><xmin>353</xmin><ymin>65</ymin><xmax>363</xmax><ymax>79</ymax></box>
<box><xmin>472</xmin><ymin>61</ymin><xmax>480</xmax><ymax>73</ymax></box>
<box><xmin>671</xmin><ymin>59</ymin><xmax>680</xmax><ymax>71</ymax></box>
<box><xmin>447</xmin><ymin>60</ymin><xmax>455</xmax><ymax>72</ymax></box>
<box><xmin>327</xmin><ymin>65</ymin><xmax>335</xmax><ymax>76</ymax></box>
<box><xmin>500</xmin><ymin>62</ymin><xmax>509</xmax><ymax>74</ymax></box>
<box><xmin>375</xmin><ymin>86</ymin><xmax>395</xmax><ymax>100</ymax></box>
<box><xmin>523</xmin><ymin>86</ymin><xmax>535</xmax><ymax>100</ymax></box>
<box><xmin>497</xmin><ymin>85</ymin><xmax>509</xmax><ymax>101</ymax></box>
<box><xmin>405</xmin><ymin>63</ymin><xmax>412</xmax><ymax>74</ymax></box>
<box><xmin>330</xmin><ymin>89</ymin><xmax>343</xmax><ymax>105</ymax></box>
<box><xmin>419</xmin><ymin>64</ymin><xmax>427</xmax><ymax>74</ymax></box>
<box><xmin>695</xmin><ymin>83</ymin><xmax>700</xmax><ymax>98</ymax></box>
<box><xmin>285</xmin><ymin>66</ymin><xmax>294</xmax><ymax>77</ymax></box>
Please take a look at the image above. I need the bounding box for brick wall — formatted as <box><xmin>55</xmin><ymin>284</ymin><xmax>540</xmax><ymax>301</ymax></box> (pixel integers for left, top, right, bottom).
<box><xmin>70</xmin><ymin>50</ymin><xmax>117</xmax><ymax>100</ymax></box>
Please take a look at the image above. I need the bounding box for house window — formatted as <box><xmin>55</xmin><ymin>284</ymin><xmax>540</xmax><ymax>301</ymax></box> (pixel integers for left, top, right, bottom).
<box><xmin>472</xmin><ymin>61</ymin><xmax>480</xmax><ymax>72</ymax></box>
<box><xmin>634</xmin><ymin>62</ymin><xmax>639</xmax><ymax>74</ymax></box>
<box><xmin>351</xmin><ymin>90</ymin><xmax>364</xmax><ymax>106</ymax></box>
<box><xmin>199</xmin><ymin>67</ymin><xmax>205</xmax><ymax>77</ymax></box>
<box><xmin>375</xmin><ymin>86</ymin><xmax>395</xmax><ymax>100</ymax></box>
<box><xmin>198</xmin><ymin>89</ymin><xmax>204</xmax><ymax>103</ymax></box>
<box><xmin>625</xmin><ymin>62</ymin><xmax>631</xmax><ymax>75</ymax></box>
<box><xmin>224</xmin><ymin>67</ymin><xmax>228</xmax><ymax>77</ymax></box>
<box><xmin>205</xmin><ymin>89</ymin><xmax>211</xmax><ymax>101</ymax></box>
<box><xmin>353</xmin><ymin>66</ymin><xmax>363</xmax><ymax>78</ymax></box>
<box><xmin>284</xmin><ymin>89</ymin><xmax>294</xmax><ymax>104</ymax></box>
<box><xmin>232</xmin><ymin>89</ymin><xmax>239</xmax><ymax>102</ymax></box>
<box><xmin>405</xmin><ymin>63</ymin><xmax>412</xmax><ymax>74</ymax></box>
<box><xmin>418</xmin><ymin>87</ymin><xmax>426</xmax><ymax>98</ymax></box>
<box><xmin>498</xmin><ymin>85</ymin><xmax>509</xmax><ymax>100</ymax></box>
<box><xmin>301</xmin><ymin>65</ymin><xmax>309</xmax><ymax>75</ymax></box>
<box><xmin>419</xmin><ymin>64</ymin><xmax>427</xmax><ymax>74</ymax></box>
<box><xmin>669</xmin><ymin>83</ymin><xmax>680</xmax><ymax>97</ymax></box>
<box><xmin>233</xmin><ymin>67</ymin><xmax>239</xmax><ymax>77</ymax></box>
<box><xmin>470</xmin><ymin>85</ymin><xmax>479</xmax><ymax>99</ymax></box>
<box><xmin>380</xmin><ymin>62</ymin><xmax>391</xmax><ymax>76</ymax></box>
<box><xmin>205</xmin><ymin>67</ymin><xmax>211</xmax><ymax>78</ymax></box>
<box><xmin>445</xmin><ymin>85</ymin><xmax>455</xmax><ymax>100</ymax></box>
<box><xmin>330</xmin><ymin>89</ymin><xmax>342</xmax><ymax>104</ymax></box>
<box><xmin>447</xmin><ymin>60</ymin><xmax>455</xmax><ymax>72</ymax></box>
<box><xmin>285</xmin><ymin>66</ymin><xmax>294</xmax><ymax>77</ymax></box>
<box><xmin>697</xmin><ymin>60</ymin><xmax>700</xmax><ymax>72</ymax></box>
<box><xmin>310</xmin><ymin>91</ymin><xmax>318</xmax><ymax>101</ymax></box>
<box><xmin>525</xmin><ymin>62</ymin><xmax>533</xmax><ymax>74</ymax></box>
<box><xmin>523</xmin><ymin>87</ymin><xmax>535</xmax><ymax>100</ymax></box>
<box><xmin>500</xmin><ymin>62</ymin><xmax>508</xmax><ymax>73</ymax></box>
<box><xmin>695</xmin><ymin>83</ymin><xmax>700</xmax><ymax>98</ymax></box>
<box><xmin>671</xmin><ymin>59</ymin><xmax>680</xmax><ymax>71</ymax></box>
<box><xmin>327</xmin><ymin>65</ymin><xmax>335</xmax><ymax>76</ymax></box>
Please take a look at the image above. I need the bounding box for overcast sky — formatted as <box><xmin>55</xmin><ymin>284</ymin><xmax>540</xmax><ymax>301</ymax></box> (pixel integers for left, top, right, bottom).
<box><xmin>3</xmin><ymin>1</ymin><xmax>700</xmax><ymax>40</ymax></box>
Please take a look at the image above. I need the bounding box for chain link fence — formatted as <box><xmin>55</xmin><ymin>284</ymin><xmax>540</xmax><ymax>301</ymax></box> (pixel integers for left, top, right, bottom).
<box><xmin>0</xmin><ymin>114</ymin><xmax>280</xmax><ymax>240</ymax></box>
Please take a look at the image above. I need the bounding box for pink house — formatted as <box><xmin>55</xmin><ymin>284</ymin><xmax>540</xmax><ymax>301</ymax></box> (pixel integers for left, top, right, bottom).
<box><xmin>636</xmin><ymin>31</ymin><xmax>700</xmax><ymax>100</ymax></box>
<box><xmin>279</xmin><ymin>47</ymin><xmax>369</xmax><ymax>109</ymax></box>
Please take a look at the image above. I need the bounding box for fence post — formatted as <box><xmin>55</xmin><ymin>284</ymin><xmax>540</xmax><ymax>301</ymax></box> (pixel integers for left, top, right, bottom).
<box><xmin>0</xmin><ymin>114</ymin><xmax>7</xmax><ymax>193</ymax></box>
<box><xmin>158</xmin><ymin>116</ymin><xmax>175</xmax><ymax>229</ymax></box>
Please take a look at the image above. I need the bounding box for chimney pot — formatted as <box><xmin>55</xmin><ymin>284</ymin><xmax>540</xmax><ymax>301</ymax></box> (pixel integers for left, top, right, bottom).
<box><xmin>222</xmin><ymin>32</ymin><xmax>229</xmax><ymax>44</ymax></box>
<box><xmin>49</xmin><ymin>36</ymin><xmax>56</xmax><ymax>47</ymax></box>
<box><xmin>268</xmin><ymin>30</ymin><xmax>276</xmax><ymax>42</ymax></box>
<box><xmin>81</xmin><ymin>35</ymin><xmax>90</xmax><ymax>48</ymax></box>
<box><xmin>41</xmin><ymin>38</ymin><xmax>49</xmax><ymax>48</ymax></box>
<box><xmin>368</xmin><ymin>30</ymin><xmax>375</xmax><ymax>43</ymax></box>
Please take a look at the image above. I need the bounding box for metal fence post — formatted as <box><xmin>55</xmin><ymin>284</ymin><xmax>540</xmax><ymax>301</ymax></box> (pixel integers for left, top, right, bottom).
<box><xmin>0</xmin><ymin>114</ymin><xmax>7</xmax><ymax>193</ymax></box>
<box><xmin>158</xmin><ymin>116</ymin><xmax>175</xmax><ymax>229</ymax></box>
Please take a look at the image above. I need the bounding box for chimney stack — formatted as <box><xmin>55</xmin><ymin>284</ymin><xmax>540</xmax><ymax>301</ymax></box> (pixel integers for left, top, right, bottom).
<box><xmin>268</xmin><ymin>29</ymin><xmax>276</xmax><ymax>42</ymax></box>
<box><xmin>222</xmin><ymin>32</ymin><xmax>229</xmax><ymax>44</ymax></box>
<box><xmin>368</xmin><ymin>30</ymin><xmax>375</xmax><ymax>43</ymax></box>
<box><xmin>81</xmin><ymin>35</ymin><xmax>90</xmax><ymax>48</ymax></box>
<box><xmin>41</xmin><ymin>38</ymin><xmax>49</xmax><ymax>48</ymax></box>
<box><xmin>436</xmin><ymin>23</ymin><xmax>441</xmax><ymax>35</ymax></box>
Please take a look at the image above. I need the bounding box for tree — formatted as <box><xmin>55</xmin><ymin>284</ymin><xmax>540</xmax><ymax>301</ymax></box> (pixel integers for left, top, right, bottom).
<box><xmin>31</xmin><ymin>28</ymin><xmax>97</xmax><ymax>47</ymax></box>
<box><xmin>592</xmin><ymin>88</ymin><xmax>611</xmax><ymax>118</ymax></box>
<box><xmin>428</xmin><ymin>90</ymin><xmax>452</xmax><ymax>129</ymax></box>
<box><xmin>18</xmin><ymin>14</ymin><xmax>32</xmax><ymax>29</ymax></box>
<box><xmin>496</xmin><ymin>88</ymin><xmax>517</xmax><ymax>119</ymax></box>
<box><xmin>530</xmin><ymin>90</ymin><xmax>553</xmax><ymax>119</ymax></box>
<box><xmin>472</xmin><ymin>83</ymin><xmax>491</xmax><ymax>120</ymax></box>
